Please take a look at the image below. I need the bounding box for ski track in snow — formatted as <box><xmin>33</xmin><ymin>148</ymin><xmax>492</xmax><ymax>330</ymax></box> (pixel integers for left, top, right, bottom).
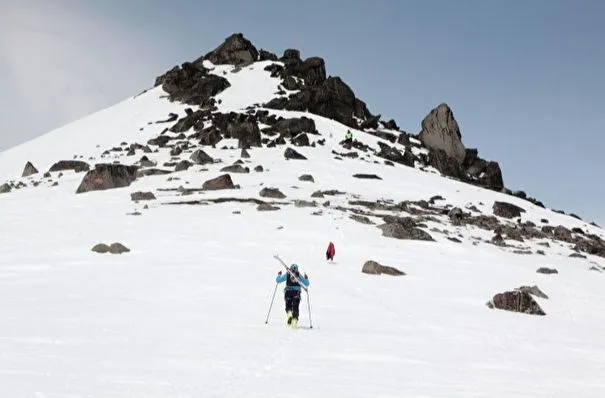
<box><xmin>0</xmin><ymin>60</ymin><xmax>604</xmax><ymax>397</ymax></box>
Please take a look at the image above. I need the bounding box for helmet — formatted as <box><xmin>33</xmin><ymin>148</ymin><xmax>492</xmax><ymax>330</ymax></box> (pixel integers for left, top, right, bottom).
<box><xmin>290</xmin><ymin>264</ymin><xmax>299</xmax><ymax>271</ymax></box>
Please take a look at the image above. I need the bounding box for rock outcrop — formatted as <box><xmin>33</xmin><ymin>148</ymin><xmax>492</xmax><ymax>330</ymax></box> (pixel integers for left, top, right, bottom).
<box><xmin>362</xmin><ymin>260</ymin><xmax>405</xmax><ymax>276</ymax></box>
<box><xmin>22</xmin><ymin>161</ymin><xmax>39</xmax><ymax>177</ymax></box>
<box><xmin>259</xmin><ymin>187</ymin><xmax>286</xmax><ymax>199</ymax></box>
<box><xmin>76</xmin><ymin>164</ymin><xmax>138</xmax><ymax>194</ymax></box>
<box><xmin>49</xmin><ymin>160</ymin><xmax>90</xmax><ymax>173</ymax></box>
<box><xmin>200</xmin><ymin>33</ymin><xmax>259</xmax><ymax>66</ymax></box>
<box><xmin>265</xmin><ymin>76</ymin><xmax>373</xmax><ymax>129</ymax></box>
<box><xmin>493</xmin><ymin>201</ymin><xmax>526</xmax><ymax>219</ymax></box>
<box><xmin>131</xmin><ymin>191</ymin><xmax>157</xmax><ymax>201</ymax></box>
<box><xmin>202</xmin><ymin>174</ymin><xmax>236</xmax><ymax>190</ymax></box>
<box><xmin>418</xmin><ymin>104</ymin><xmax>466</xmax><ymax>164</ymax></box>
<box><xmin>487</xmin><ymin>290</ymin><xmax>546</xmax><ymax>316</ymax></box>
<box><xmin>154</xmin><ymin>62</ymin><xmax>230</xmax><ymax>107</ymax></box>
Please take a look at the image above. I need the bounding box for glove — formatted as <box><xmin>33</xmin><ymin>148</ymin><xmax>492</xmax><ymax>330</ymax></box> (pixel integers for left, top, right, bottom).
<box><xmin>278</xmin><ymin>271</ymin><xmax>282</xmax><ymax>276</ymax></box>
<box><xmin>304</xmin><ymin>273</ymin><xmax>308</xmax><ymax>279</ymax></box>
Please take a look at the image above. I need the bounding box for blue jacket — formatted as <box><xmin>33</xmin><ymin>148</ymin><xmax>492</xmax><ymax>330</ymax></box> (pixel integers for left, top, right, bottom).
<box><xmin>276</xmin><ymin>271</ymin><xmax>310</xmax><ymax>292</ymax></box>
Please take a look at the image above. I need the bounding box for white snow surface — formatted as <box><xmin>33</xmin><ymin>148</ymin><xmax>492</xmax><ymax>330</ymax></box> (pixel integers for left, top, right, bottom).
<box><xmin>1</xmin><ymin>60</ymin><xmax>605</xmax><ymax>397</ymax></box>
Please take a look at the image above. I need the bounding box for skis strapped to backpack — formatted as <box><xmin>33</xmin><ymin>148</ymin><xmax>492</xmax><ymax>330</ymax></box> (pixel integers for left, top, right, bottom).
<box><xmin>273</xmin><ymin>254</ymin><xmax>308</xmax><ymax>292</ymax></box>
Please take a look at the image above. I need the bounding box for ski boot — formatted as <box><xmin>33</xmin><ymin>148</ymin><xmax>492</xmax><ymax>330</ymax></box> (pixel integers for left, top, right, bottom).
<box><xmin>286</xmin><ymin>311</ymin><xmax>293</xmax><ymax>325</ymax></box>
<box><xmin>291</xmin><ymin>318</ymin><xmax>298</xmax><ymax>329</ymax></box>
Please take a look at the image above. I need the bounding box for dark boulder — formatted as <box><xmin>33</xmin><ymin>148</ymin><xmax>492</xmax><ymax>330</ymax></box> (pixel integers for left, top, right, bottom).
<box><xmin>493</xmin><ymin>201</ymin><xmax>526</xmax><ymax>219</ymax></box>
<box><xmin>131</xmin><ymin>191</ymin><xmax>156</xmax><ymax>201</ymax></box>
<box><xmin>170</xmin><ymin>109</ymin><xmax>209</xmax><ymax>133</ymax></box>
<box><xmin>260</xmin><ymin>187</ymin><xmax>286</xmax><ymax>199</ymax></box>
<box><xmin>378</xmin><ymin>220</ymin><xmax>434</xmax><ymax>241</ymax></box>
<box><xmin>284</xmin><ymin>147</ymin><xmax>307</xmax><ymax>160</ymax></box>
<box><xmin>202</xmin><ymin>174</ymin><xmax>236</xmax><ymax>190</ymax></box>
<box><xmin>487</xmin><ymin>290</ymin><xmax>546</xmax><ymax>316</ymax></box>
<box><xmin>190</xmin><ymin>150</ymin><xmax>214</xmax><ymax>165</ymax></box>
<box><xmin>537</xmin><ymin>267</ymin><xmax>558</xmax><ymax>275</ymax></box>
<box><xmin>155</xmin><ymin>61</ymin><xmax>230</xmax><ymax>107</ymax></box>
<box><xmin>49</xmin><ymin>160</ymin><xmax>90</xmax><ymax>173</ymax></box>
<box><xmin>226</xmin><ymin>121</ymin><xmax>262</xmax><ymax>148</ymax></box>
<box><xmin>196</xmin><ymin>126</ymin><xmax>223</xmax><ymax>146</ymax></box>
<box><xmin>220</xmin><ymin>164</ymin><xmax>250</xmax><ymax>173</ymax></box>
<box><xmin>291</xmin><ymin>133</ymin><xmax>310</xmax><ymax>147</ymax></box>
<box><xmin>376</xmin><ymin>142</ymin><xmax>416</xmax><ymax>167</ymax></box>
<box><xmin>382</xmin><ymin>119</ymin><xmax>400</xmax><ymax>130</ymax></box>
<box><xmin>76</xmin><ymin>164</ymin><xmax>138</xmax><ymax>194</ymax></box>
<box><xmin>353</xmin><ymin>174</ymin><xmax>382</xmax><ymax>180</ymax></box>
<box><xmin>269</xmin><ymin>117</ymin><xmax>316</xmax><ymax>138</ymax></box>
<box><xmin>22</xmin><ymin>161</ymin><xmax>39</xmax><ymax>177</ymax></box>
<box><xmin>553</xmin><ymin>225</ymin><xmax>573</xmax><ymax>242</ymax></box>
<box><xmin>265</xmin><ymin>76</ymin><xmax>374</xmax><ymax>129</ymax></box>
<box><xmin>259</xmin><ymin>49</ymin><xmax>278</xmax><ymax>61</ymax></box>
<box><xmin>427</xmin><ymin>148</ymin><xmax>463</xmax><ymax>178</ymax></box>
<box><xmin>299</xmin><ymin>174</ymin><xmax>314</xmax><ymax>182</ymax></box>
<box><xmin>418</xmin><ymin>103</ymin><xmax>466</xmax><ymax>164</ymax></box>
<box><xmin>175</xmin><ymin>160</ymin><xmax>193</xmax><ymax>172</ymax></box>
<box><xmin>362</xmin><ymin>260</ymin><xmax>405</xmax><ymax>276</ymax></box>
<box><xmin>200</xmin><ymin>33</ymin><xmax>258</xmax><ymax>66</ymax></box>
<box><xmin>147</xmin><ymin>135</ymin><xmax>171</xmax><ymax>147</ymax></box>
<box><xmin>285</xmin><ymin>56</ymin><xmax>326</xmax><ymax>86</ymax></box>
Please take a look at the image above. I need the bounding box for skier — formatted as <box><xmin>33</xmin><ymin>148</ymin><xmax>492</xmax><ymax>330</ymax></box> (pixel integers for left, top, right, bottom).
<box><xmin>326</xmin><ymin>241</ymin><xmax>335</xmax><ymax>261</ymax></box>
<box><xmin>275</xmin><ymin>264</ymin><xmax>310</xmax><ymax>328</ymax></box>
<box><xmin>344</xmin><ymin>130</ymin><xmax>353</xmax><ymax>143</ymax></box>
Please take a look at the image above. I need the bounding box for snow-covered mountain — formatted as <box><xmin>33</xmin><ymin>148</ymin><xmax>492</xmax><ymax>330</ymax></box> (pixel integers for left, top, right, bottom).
<box><xmin>1</xmin><ymin>33</ymin><xmax>604</xmax><ymax>397</ymax></box>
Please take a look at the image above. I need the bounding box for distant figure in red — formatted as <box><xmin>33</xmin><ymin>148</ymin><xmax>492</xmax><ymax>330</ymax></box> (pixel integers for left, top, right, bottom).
<box><xmin>326</xmin><ymin>242</ymin><xmax>335</xmax><ymax>261</ymax></box>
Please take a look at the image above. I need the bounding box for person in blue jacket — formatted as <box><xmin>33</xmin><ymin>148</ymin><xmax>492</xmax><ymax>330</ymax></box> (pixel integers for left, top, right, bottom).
<box><xmin>276</xmin><ymin>264</ymin><xmax>310</xmax><ymax>327</ymax></box>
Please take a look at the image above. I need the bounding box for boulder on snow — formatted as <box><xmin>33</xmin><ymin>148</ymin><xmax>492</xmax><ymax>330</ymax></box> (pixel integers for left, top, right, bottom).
<box><xmin>362</xmin><ymin>260</ymin><xmax>405</xmax><ymax>276</ymax></box>
<box><xmin>175</xmin><ymin>160</ymin><xmax>193</xmax><ymax>172</ymax></box>
<box><xmin>190</xmin><ymin>149</ymin><xmax>215</xmax><ymax>165</ymax></box>
<box><xmin>378</xmin><ymin>222</ymin><xmax>434</xmax><ymax>241</ymax></box>
<box><xmin>0</xmin><ymin>183</ymin><xmax>11</xmax><ymax>194</ymax></box>
<box><xmin>22</xmin><ymin>161</ymin><xmax>39</xmax><ymax>177</ymax></box>
<box><xmin>108</xmin><ymin>242</ymin><xmax>130</xmax><ymax>254</ymax></box>
<box><xmin>353</xmin><ymin>173</ymin><xmax>382</xmax><ymax>180</ymax></box>
<box><xmin>487</xmin><ymin>290</ymin><xmax>546</xmax><ymax>316</ymax></box>
<box><xmin>492</xmin><ymin>201</ymin><xmax>526</xmax><ymax>219</ymax></box>
<box><xmin>257</xmin><ymin>203</ymin><xmax>280</xmax><ymax>211</ymax></box>
<box><xmin>76</xmin><ymin>164</ymin><xmax>138</xmax><ymax>194</ymax></box>
<box><xmin>202</xmin><ymin>174</ymin><xmax>236</xmax><ymax>190</ymax></box>
<box><xmin>284</xmin><ymin>147</ymin><xmax>307</xmax><ymax>160</ymax></box>
<box><xmin>259</xmin><ymin>187</ymin><xmax>286</xmax><ymax>199</ymax></box>
<box><xmin>91</xmin><ymin>243</ymin><xmax>110</xmax><ymax>254</ymax></box>
<box><xmin>298</xmin><ymin>174</ymin><xmax>315</xmax><ymax>182</ymax></box>
<box><xmin>49</xmin><ymin>160</ymin><xmax>90</xmax><ymax>173</ymax></box>
<box><xmin>131</xmin><ymin>191</ymin><xmax>157</xmax><ymax>201</ymax></box>
<box><xmin>536</xmin><ymin>267</ymin><xmax>558</xmax><ymax>275</ymax></box>
<box><xmin>92</xmin><ymin>242</ymin><xmax>130</xmax><ymax>254</ymax></box>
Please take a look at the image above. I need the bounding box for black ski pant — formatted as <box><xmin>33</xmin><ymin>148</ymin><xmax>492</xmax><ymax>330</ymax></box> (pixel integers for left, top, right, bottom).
<box><xmin>284</xmin><ymin>290</ymin><xmax>302</xmax><ymax>319</ymax></box>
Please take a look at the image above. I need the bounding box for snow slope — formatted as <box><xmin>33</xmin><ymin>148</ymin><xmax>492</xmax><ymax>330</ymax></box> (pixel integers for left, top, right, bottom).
<box><xmin>1</xmin><ymin>60</ymin><xmax>605</xmax><ymax>398</ymax></box>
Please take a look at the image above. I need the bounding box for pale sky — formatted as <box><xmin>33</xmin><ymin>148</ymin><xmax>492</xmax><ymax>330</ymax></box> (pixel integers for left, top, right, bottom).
<box><xmin>0</xmin><ymin>0</ymin><xmax>603</xmax><ymax>224</ymax></box>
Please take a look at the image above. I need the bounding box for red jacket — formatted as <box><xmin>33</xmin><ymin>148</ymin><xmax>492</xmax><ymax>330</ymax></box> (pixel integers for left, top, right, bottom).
<box><xmin>327</xmin><ymin>242</ymin><xmax>335</xmax><ymax>257</ymax></box>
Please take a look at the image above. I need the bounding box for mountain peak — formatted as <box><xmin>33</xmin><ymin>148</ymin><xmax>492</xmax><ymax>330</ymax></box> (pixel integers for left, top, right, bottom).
<box><xmin>199</xmin><ymin>32</ymin><xmax>259</xmax><ymax>66</ymax></box>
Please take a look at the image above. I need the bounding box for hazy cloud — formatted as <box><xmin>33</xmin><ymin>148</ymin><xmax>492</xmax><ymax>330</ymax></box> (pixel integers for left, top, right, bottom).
<box><xmin>0</xmin><ymin>1</ymin><xmax>161</xmax><ymax>150</ymax></box>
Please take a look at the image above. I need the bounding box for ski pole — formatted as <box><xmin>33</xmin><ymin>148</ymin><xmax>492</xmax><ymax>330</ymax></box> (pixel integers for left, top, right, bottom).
<box><xmin>306</xmin><ymin>290</ymin><xmax>313</xmax><ymax>329</ymax></box>
<box><xmin>265</xmin><ymin>283</ymin><xmax>278</xmax><ymax>324</ymax></box>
